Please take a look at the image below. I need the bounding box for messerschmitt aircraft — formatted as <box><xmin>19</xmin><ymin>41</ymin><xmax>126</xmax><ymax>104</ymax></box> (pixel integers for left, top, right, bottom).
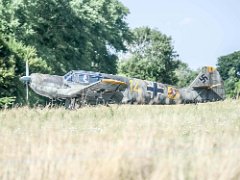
<box><xmin>20</xmin><ymin>61</ymin><xmax>225</xmax><ymax>108</ymax></box>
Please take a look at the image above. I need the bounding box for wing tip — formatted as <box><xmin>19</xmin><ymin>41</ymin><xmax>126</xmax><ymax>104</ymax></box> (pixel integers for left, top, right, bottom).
<box><xmin>102</xmin><ymin>79</ymin><xmax>127</xmax><ymax>86</ymax></box>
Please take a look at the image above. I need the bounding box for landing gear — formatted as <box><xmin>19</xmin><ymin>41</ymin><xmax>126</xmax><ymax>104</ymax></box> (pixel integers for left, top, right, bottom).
<box><xmin>64</xmin><ymin>98</ymin><xmax>76</xmax><ymax>109</ymax></box>
<box><xmin>64</xmin><ymin>96</ymin><xmax>88</xmax><ymax>109</ymax></box>
<box><xmin>96</xmin><ymin>93</ymin><xmax>111</xmax><ymax>107</ymax></box>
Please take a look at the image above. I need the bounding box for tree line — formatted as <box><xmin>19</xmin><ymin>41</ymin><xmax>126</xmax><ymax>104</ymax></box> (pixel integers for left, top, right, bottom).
<box><xmin>0</xmin><ymin>0</ymin><xmax>239</xmax><ymax>107</ymax></box>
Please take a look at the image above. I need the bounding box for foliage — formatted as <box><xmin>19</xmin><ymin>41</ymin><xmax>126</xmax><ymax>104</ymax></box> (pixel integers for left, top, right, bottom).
<box><xmin>235</xmin><ymin>81</ymin><xmax>240</xmax><ymax>99</ymax></box>
<box><xmin>0</xmin><ymin>0</ymin><xmax>51</xmax><ymax>106</ymax></box>
<box><xmin>0</xmin><ymin>0</ymin><xmax>131</xmax><ymax>107</ymax></box>
<box><xmin>174</xmin><ymin>61</ymin><xmax>197</xmax><ymax>87</ymax></box>
<box><xmin>118</xmin><ymin>27</ymin><xmax>179</xmax><ymax>84</ymax></box>
<box><xmin>217</xmin><ymin>51</ymin><xmax>240</xmax><ymax>98</ymax></box>
<box><xmin>0</xmin><ymin>36</ymin><xmax>49</xmax><ymax>105</ymax></box>
<box><xmin>0</xmin><ymin>96</ymin><xmax>15</xmax><ymax>108</ymax></box>
<box><xmin>14</xmin><ymin>0</ymin><xmax>131</xmax><ymax>74</ymax></box>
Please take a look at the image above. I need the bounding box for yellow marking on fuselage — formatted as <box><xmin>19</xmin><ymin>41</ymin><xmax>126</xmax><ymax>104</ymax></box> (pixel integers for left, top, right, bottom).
<box><xmin>129</xmin><ymin>79</ymin><xmax>142</xmax><ymax>94</ymax></box>
<box><xmin>207</xmin><ymin>66</ymin><xmax>216</xmax><ymax>73</ymax></box>
<box><xmin>102</xmin><ymin>79</ymin><xmax>127</xmax><ymax>86</ymax></box>
<box><xmin>167</xmin><ymin>86</ymin><xmax>180</xmax><ymax>100</ymax></box>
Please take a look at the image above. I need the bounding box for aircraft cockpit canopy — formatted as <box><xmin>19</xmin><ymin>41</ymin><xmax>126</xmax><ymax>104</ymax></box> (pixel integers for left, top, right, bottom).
<box><xmin>64</xmin><ymin>71</ymin><xmax>103</xmax><ymax>84</ymax></box>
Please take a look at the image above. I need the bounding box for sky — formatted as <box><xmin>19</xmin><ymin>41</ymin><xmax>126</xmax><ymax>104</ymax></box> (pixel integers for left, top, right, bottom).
<box><xmin>119</xmin><ymin>0</ymin><xmax>240</xmax><ymax>70</ymax></box>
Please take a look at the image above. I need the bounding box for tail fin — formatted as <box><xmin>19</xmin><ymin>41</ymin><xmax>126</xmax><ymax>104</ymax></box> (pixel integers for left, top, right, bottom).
<box><xmin>189</xmin><ymin>66</ymin><xmax>225</xmax><ymax>100</ymax></box>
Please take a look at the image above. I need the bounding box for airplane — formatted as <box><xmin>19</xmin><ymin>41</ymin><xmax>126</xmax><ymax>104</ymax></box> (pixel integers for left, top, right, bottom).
<box><xmin>20</xmin><ymin>62</ymin><xmax>225</xmax><ymax>108</ymax></box>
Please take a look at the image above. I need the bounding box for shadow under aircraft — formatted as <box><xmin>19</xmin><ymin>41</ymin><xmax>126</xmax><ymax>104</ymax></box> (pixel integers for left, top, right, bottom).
<box><xmin>20</xmin><ymin>63</ymin><xmax>225</xmax><ymax>108</ymax></box>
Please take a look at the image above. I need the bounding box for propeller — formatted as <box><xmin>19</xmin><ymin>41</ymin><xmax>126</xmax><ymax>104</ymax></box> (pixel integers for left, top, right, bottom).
<box><xmin>20</xmin><ymin>60</ymin><xmax>31</xmax><ymax>103</ymax></box>
<box><xmin>26</xmin><ymin>59</ymin><xmax>29</xmax><ymax>77</ymax></box>
<box><xmin>26</xmin><ymin>60</ymin><xmax>29</xmax><ymax>102</ymax></box>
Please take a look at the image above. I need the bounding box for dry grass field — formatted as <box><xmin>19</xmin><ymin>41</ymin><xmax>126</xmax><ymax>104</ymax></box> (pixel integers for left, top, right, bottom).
<box><xmin>0</xmin><ymin>100</ymin><xmax>240</xmax><ymax>180</ymax></box>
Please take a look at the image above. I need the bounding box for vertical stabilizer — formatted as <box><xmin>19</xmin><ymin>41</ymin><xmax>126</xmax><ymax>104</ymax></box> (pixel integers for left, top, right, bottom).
<box><xmin>189</xmin><ymin>66</ymin><xmax>225</xmax><ymax>100</ymax></box>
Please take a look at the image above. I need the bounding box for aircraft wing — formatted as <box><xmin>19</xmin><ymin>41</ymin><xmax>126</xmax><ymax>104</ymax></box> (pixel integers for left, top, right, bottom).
<box><xmin>56</xmin><ymin>79</ymin><xmax>127</xmax><ymax>99</ymax></box>
<box><xmin>88</xmin><ymin>79</ymin><xmax>127</xmax><ymax>92</ymax></box>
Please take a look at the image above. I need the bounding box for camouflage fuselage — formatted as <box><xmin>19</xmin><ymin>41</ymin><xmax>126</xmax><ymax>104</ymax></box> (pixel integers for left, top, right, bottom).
<box><xmin>26</xmin><ymin>66</ymin><xmax>225</xmax><ymax>106</ymax></box>
<box><xmin>100</xmin><ymin>71</ymin><xmax>224</xmax><ymax>104</ymax></box>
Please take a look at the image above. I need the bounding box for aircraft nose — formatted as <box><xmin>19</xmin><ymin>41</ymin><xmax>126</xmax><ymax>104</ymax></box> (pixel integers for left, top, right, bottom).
<box><xmin>20</xmin><ymin>76</ymin><xmax>31</xmax><ymax>83</ymax></box>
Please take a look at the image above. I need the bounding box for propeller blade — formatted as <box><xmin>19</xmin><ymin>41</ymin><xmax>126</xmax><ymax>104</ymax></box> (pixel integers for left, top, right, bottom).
<box><xmin>26</xmin><ymin>83</ymin><xmax>29</xmax><ymax>103</ymax></box>
<box><xmin>25</xmin><ymin>60</ymin><xmax>29</xmax><ymax>104</ymax></box>
<box><xmin>26</xmin><ymin>60</ymin><xmax>29</xmax><ymax>76</ymax></box>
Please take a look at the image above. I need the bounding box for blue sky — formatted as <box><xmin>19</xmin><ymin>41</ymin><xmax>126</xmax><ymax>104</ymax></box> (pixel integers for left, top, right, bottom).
<box><xmin>120</xmin><ymin>0</ymin><xmax>240</xmax><ymax>70</ymax></box>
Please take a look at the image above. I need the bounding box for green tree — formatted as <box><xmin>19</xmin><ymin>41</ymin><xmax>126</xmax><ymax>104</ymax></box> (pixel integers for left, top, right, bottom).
<box><xmin>118</xmin><ymin>27</ymin><xmax>179</xmax><ymax>84</ymax></box>
<box><xmin>15</xmin><ymin>0</ymin><xmax>131</xmax><ymax>74</ymax></box>
<box><xmin>235</xmin><ymin>81</ymin><xmax>240</xmax><ymax>99</ymax></box>
<box><xmin>217</xmin><ymin>51</ymin><xmax>240</xmax><ymax>98</ymax></box>
<box><xmin>0</xmin><ymin>0</ymin><xmax>131</xmax><ymax>107</ymax></box>
<box><xmin>0</xmin><ymin>0</ymin><xmax>50</xmax><ymax>106</ymax></box>
<box><xmin>175</xmin><ymin>61</ymin><xmax>197</xmax><ymax>88</ymax></box>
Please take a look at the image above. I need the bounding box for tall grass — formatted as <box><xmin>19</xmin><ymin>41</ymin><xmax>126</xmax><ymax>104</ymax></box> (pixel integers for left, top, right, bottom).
<box><xmin>0</xmin><ymin>100</ymin><xmax>240</xmax><ymax>180</ymax></box>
